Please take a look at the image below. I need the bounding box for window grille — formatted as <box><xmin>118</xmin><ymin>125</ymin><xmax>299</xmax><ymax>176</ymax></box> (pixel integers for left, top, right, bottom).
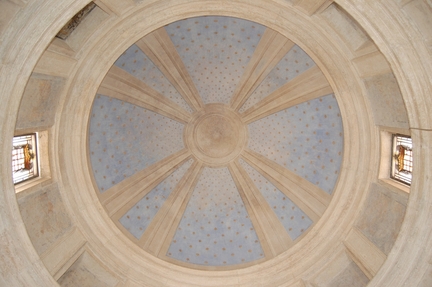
<box><xmin>391</xmin><ymin>135</ymin><xmax>412</xmax><ymax>185</ymax></box>
<box><xmin>12</xmin><ymin>133</ymin><xmax>39</xmax><ymax>184</ymax></box>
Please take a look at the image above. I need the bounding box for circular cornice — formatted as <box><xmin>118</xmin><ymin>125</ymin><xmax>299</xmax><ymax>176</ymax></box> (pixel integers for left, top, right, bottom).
<box><xmin>336</xmin><ymin>2</ymin><xmax>432</xmax><ymax>286</ymax></box>
<box><xmin>55</xmin><ymin>1</ymin><xmax>375</xmax><ymax>285</ymax></box>
<box><xmin>2</xmin><ymin>0</ymin><xmax>432</xmax><ymax>286</ymax></box>
<box><xmin>88</xmin><ymin>15</ymin><xmax>345</xmax><ymax>270</ymax></box>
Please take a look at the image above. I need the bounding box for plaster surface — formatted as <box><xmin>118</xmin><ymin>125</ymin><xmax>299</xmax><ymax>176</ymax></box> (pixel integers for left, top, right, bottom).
<box><xmin>87</xmin><ymin>16</ymin><xmax>343</xmax><ymax>269</ymax></box>
<box><xmin>1</xmin><ymin>0</ymin><xmax>430</xmax><ymax>286</ymax></box>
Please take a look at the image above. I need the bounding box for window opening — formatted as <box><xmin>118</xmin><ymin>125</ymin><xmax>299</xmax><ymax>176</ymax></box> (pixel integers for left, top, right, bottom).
<box><xmin>12</xmin><ymin>133</ymin><xmax>39</xmax><ymax>184</ymax></box>
<box><xmin>391</xmin><ymin>134</ymin><xmax>412</xmax><ymax>185</ymax></box>
<box><xmin>55</xmin><ymin>2</ymin><xmax>96</xmax><ymax>40</ymax></box>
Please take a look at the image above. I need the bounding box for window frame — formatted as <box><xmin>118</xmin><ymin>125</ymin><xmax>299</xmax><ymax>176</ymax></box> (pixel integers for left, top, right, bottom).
<box><xmin>390</xmin><ymin>134</ymin><xmax>412</xmax><ymax>186</ymax></box>
<box><xmin>12</xmin><ymin>133</ymin><xmax>39</xmax><ymax>185</ymax></box>
<box><xmin>378</xmin><ymin>128</ymin><xmax>410</xmax><ymax>194</ymax></box>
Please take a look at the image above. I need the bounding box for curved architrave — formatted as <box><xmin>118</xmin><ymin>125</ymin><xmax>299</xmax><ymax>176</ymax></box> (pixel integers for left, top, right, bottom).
<box><xmin>54</xmin><ymin>0</ymin><xmax>375</xmax><ymax>285</ymax></box>
<box><xmin>336</xmin><ymin>1</ymin><xmax>432</xmax><ymax>286</ymax></box>
<box><xmin>0</xmin><ymin>0</ymin><xmax>91</xmax><ymax>285</ymax></box>
<box><xmin>5</xmin><ymin>0</ymin><xmax>430</xmax><ymax>286</ymax></box>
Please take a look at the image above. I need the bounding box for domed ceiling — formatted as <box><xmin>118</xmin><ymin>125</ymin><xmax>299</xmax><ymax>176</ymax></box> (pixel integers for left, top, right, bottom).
<box><xmin>88</xmin><ymin>16</ymin><xmax>343</xmax><ymax>270</ymax></box>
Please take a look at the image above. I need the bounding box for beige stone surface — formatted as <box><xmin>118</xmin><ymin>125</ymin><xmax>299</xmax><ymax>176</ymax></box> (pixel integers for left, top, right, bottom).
<box><xmin>185</xmin><ymin>104</ymin><xmax>247</xmax><ymax>167</ymax></box>
<box><xmin>242</xmin><ymin>65</ymin><xmax>332</xmax><ymax>124</ymax></box>
<box><xmin>18</xmin><ymin>182</ymin><xmax>73</xmax><ymax>255</ymax></box>
<box><xmin>47</xmin><ymin>38</ymin><xmax>75</xmax><ymax>58</ymax></box>
<box><xmin>230</xmin><ymin>160</ymin><xmax>293</xmax><ymax>257</ymax></box>
<box><xmin>402</xmin><ymin>0</ymin><xmax>432</xmax><ymax>53</ymax></box>
<box><xmin>33</xmin><ymin>50</ymin><xmax>77</xmax><ymax>78</ymax></box>
<box><xmin>94</xmin><ymin>0</ymin><xmax>135</xmax><ymax>16</ymax></box>
<box><xmin>327</xmin><ymin>262</ymin><xmax>369</xmax><ymax>287</ymax></box>
<box><xmin>352</xmin><ymin>51</ymin><xmax>392</xmax><ymax>78</ymax></box>
<box><xmin>52</xmin><ymin>0</ymin><xmax>374</xmax><ymax>283</ymax></box>
<box><xmin>0</xmin><ymin>0</ymin><xmax>432</xmax><ymax>286</ymax></box>
<box><xmin>0</xmin><ymin>1</ymin><xmax>21</xmax><ymax>37</ymax></box>
<box><xmin>230</xmin><ymin>28</ymin><xmax>294</xmax><ymax>110</ymax></box>
<box><xmin>139</xmin><ymin>161</ymin><xmax>203</xmax><ymax>256</ymax></box>
<box><xmin>293</xmin><ymin>0</ymin><xmax>333</xmax><ymax>16</ymax></box>
<box><xmin>355</xmin><ymin>183</ymin><xmax>407</xmax><ymax>255</ymax></box>
<box><xmin>242</xmin><ymin>149</ymin><xmax>330</xmax><ymax>223</ymax></box>
<box><xmin>65</xmin><ymin>5</ymin><xmax>110</xmax><ymax>56</ymax></box>
<box><xmin>40</xmin><ymin>228</ymin><xmax>86</xmax><ymax>279</ymax></box>
<box><xmin>16</xmin><ymin>73</ymin><xmax>65</xmax><ymax>130</ymax></box>
<box><xmin>320</xmin><ymin>3</ymin><xmax>370</xmax><ymax>53</ymax></box>
<box><xmin>100</xmin><ymin>66</ymin><xmax>192</xmax><ymax>123</ymax></box>
<box><xmin>306</xmin><ymin>248</ymin><xmax>352</xmax><ymax>286</ymax></box>
<box><xmin>344</xmin><ymin>228</ymin><xmax>387</xmax><ymax>279</ymax></box>
<box><xmin>363</xmin><ymin>73</ymin><xmax>409</xmax><ymax>129</ymax></box>
<box><xmin>418</xmin><ymin>262</ymin><xmax>432</xmax><ymax>287</ymax></box>
<box><xmin>136</xmin><ymin>28</ymin><xmax>203</xmax><ymax>112</ymax></box>
<box><xmin>57</xmin><ymin>251</ymin><xmax>119</xmax><ymax>287</ymax></box>
<box><xmin>102</xmin><ymin>150</ymin><xmax>191</xmax><ymax>217</ymax></box>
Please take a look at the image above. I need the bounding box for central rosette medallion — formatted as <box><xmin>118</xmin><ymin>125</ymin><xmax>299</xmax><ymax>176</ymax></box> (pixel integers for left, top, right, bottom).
<box><xmin>185</xmin><ymin>104</ymin><xmax>248</xmax><ymax>167</ymax></box>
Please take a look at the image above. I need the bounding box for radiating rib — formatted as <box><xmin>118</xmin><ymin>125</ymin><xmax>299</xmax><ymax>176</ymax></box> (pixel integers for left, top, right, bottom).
<box><xmin>136</xmin><ymin>28</ymin><xmax>204</xmax><ymax>112</ymax></box>
<box><xmin>230</xmin><ymin>28</ymin><xmax>295</xmax><ymax>111</ymax></box>
<box><xmin>229</xmin><ymin>161</ymin><xmax>293</xmax><ymax>258</ymax></box>
<box><xmin>242</xmin><ymin>65</ymin><xmax>333</xmax><ymax>124</ymax></box>
<box><xmin>99</xmin><ymin>66</ymin><xmax>191</xmax><ymax>124</ymax></box>
<box><xmin>100</xmin><ymin>149</ymin><xmax>191</xmax><ymax>217</ymax></box>
<box><xmin>242</xmin><ymin>149</ymin><xmax>332</xmax><ymax>222</ymax></box>
<box><xmin>139</xmin><ymin>161</ymin><xmax>204</xmax><ymax>256</ymax></box>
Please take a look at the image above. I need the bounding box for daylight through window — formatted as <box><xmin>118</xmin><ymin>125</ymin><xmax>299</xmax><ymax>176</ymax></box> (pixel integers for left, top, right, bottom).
<box><xmin>12</xmin><ymin>133</ymin><xmax>39</xmax><ymax>184</ymax></box>
<box><xmin>391</xmin><ymin>135</ymin><xmax>412</xmax><ymax>185</ymax></box>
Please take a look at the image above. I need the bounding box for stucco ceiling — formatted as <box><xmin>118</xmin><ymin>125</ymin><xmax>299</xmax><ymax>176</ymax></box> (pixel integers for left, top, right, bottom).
<box><xmin>88</xmin><ymin>15</ymin><xmax>343</xmax><ymax>270</ymax></box>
